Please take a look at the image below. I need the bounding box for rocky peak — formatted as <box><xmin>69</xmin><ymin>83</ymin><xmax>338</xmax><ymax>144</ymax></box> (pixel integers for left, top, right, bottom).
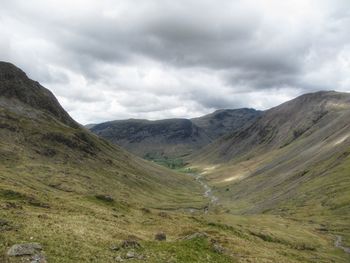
<box><xmin>0</xmin><ymin>61</ymin><xmax>77</xmax><ymax>127</ymax></box>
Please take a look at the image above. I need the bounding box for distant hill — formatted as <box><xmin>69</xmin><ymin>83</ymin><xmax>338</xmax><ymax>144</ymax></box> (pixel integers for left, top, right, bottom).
<box><xmin>89</xmin><ymin>109</ymin><xmax>261</xmax><ymax>159</ymax></box>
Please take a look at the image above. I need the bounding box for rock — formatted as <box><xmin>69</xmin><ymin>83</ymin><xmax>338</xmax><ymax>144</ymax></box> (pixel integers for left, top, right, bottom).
<box><xmin>141</xmin><ymin>208</ymin><xmax>151</xmax><ymax>214</ymax></box>
<box><xmin>38</xmin><ymin>214</ymin><xmax>49</xmax><ymax>220</ymax></box>
<box><xmin>115</xmin><ymin>255</ymin><xmax>124</xmax><ymax>262</ymax></box>
<box><xmin>121</xmin><ymin>236</ymin><xmax>141</xmax><ymax>249</ymax></box>
<box><xmin>158</xmin><ymin>212</ymin><xmax>169</xmax><ymax>218</ymax></box>
<box><xmin>7</xmin><ymin>243</ymin><xmax>42</xmax><ymax>256</ymax></box>
<box><xmin>0</xmin><ymin>219</ymin><xmax>12</xmax><ymax>232</ymax></box>
<box><xmin>110</xmin><ymin>245</ymin><xmax>120</xmax><ymax>251</ymax></box>
<box><xmin>212</xmin><ymin>242</ymin><xmax>225</xmax><ymax>254</ymax></box>
<box><xmin>182</xmin><ymin>232</ymin><xmax>208</xmax><ymax>240</ymax></box>
<box><xmin>30</xmin><ymin>253</ymin><xmax>47</xmax><ymax>263</ymax></box>
<box><xmin>126</xmin><ymin>251</ymin><xmax>135</xmax><ymax>259</ymax></box>
<box><xmin>95</xmin><ymin>194</ymin><xmax>114</xmax><ymax>202</ymax></box>
<box><xmin>154</xmin><ymin>232</ymin><xmax>166</xmax><ymax>241</ymax></box>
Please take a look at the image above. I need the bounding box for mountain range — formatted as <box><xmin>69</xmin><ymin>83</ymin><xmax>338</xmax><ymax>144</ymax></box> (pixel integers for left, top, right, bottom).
<box><xmin>89</xmin><ymin>108</ymin><xmax>261</xmax><ymax>159</ymax></box>
<box><xmin>1</xmin><ymin>62</ymin><xmax>349</xmax><ymax>262</ymax></box>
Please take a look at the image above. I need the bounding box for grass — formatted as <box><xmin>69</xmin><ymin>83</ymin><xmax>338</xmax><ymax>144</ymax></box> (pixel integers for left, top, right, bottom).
<box><xmin>1</xmin><ymin>102</ymin><xmax>350</xmax><ymax>262</ymax></box>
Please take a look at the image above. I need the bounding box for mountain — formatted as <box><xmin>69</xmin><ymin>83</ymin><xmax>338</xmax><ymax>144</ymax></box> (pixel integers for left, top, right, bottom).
<box><xmin>190</xmin><ymin>91</ymin><xmax>350</xmax><ymax>217</ymax></box>
<box><xmin>0</xmin><ymin>62</ymin><xmax>211</xmax><ymax>262</ymax></box>
<box><xmin>89</xmin><ymin>109</ymin><xmax>261</xmax><ymax>159</ymax></box>
<box><xmin>1</xmin><ymin>62</ymin><xmax>349</xmax><ymax>262</ymax></box>
<box><xmin>191</xmin><ymin>108</ymin><xmax>261</xmax><ymax>139</ymax></box>
<box><xmin>0</xmin><ymin>62</ymin><xmax>77</xmax><ymax>128</ymax></box>
<box><xmin>90</xmin><ymin>118</ymin><xmax>211</xmax><ymax>159</ymax></box>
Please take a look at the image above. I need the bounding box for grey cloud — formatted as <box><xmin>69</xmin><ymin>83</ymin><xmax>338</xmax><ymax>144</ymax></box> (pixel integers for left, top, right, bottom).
<box><xmin>1</xmin><ymin>0</ymin><xmax>350</xmax><ymax>124</ymax></box>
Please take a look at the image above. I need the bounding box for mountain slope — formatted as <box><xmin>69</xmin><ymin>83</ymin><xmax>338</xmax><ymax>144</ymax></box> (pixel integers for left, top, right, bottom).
<box><xmin>89</xmin><ymin>109</ymin><xmax>261</xmax><ymax>159</ymax></box>
<box><xmin>191</xmin><ymin>108</ymin><xmax>261</xmax><ymax>139</ymax></box>
<box><xmin>0</xmin><ymin>62</ymin><xmax>77</xmax><ymax>128</ymax></box>
<box><xmin>1</xmin><ymin>63</ymin><xmax>349</xmax><ymax>262</ymax></box>
<box><xmin>90</xmin><ymin>118</ymin><xmax>211</xmax><ymax>159</ymax></box>
<box><xmin>190</xmin><ymin>91</ymin><xmax>350</xmax><ymax>216</ymax></box>
<box><xmin>0</xmin><ymin>62</ymin><xmax>212</xmax><ymax>262</ymax></box>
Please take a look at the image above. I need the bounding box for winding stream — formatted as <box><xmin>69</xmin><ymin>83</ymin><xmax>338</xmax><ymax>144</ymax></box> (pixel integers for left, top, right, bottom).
<box><xmin>191</xmin><ymin>173</ymin><xmax>219</xmax><ymax>212</ymax></box>
<box><xmin>335</xmin><ymin>235</ymin><xmax>350</xmax><ymax>254</ymax></box>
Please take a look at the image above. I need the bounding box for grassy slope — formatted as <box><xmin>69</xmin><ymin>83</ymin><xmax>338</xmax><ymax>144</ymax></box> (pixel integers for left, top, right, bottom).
<box><xmin>1</xmin><ymin>101</ymin><xmax>349</xmax><ymax>262</ymax></box>
<box><xmin>187</xmin><ymin>93</ymin><xmax>350</xmax><ymax>262</ymax></box>
<box><xmin>0</xmin><ymin>99</ymin><xmax>214</xmax><ymax>262</ymax></box>
<box><xmin>0</xmin><ymin>66</ymin><xmax>349</xmax><ymax>262</ymax></box>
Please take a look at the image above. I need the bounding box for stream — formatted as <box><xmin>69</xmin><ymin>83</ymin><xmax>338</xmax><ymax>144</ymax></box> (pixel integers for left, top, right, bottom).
<box><xmin>335</xmin><ymin>235</ymin><xmax>350</xmax><ymax>254</ymax></box>
<box><xmin>191</xmin><ymin>173</ymin><xmax>219</xmax><ymax>213</ymax></box>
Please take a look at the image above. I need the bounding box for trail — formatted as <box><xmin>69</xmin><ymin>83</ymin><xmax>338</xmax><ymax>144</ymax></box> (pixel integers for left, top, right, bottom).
<box><xmin>191</xmin><ymin>173</ymin><xmax>219</xmax><ymax>213</ymax></box>
<box><xmin>335</xmin><ymin>235</ymin><xmax>350</xmax><ymax>254</ymax></box>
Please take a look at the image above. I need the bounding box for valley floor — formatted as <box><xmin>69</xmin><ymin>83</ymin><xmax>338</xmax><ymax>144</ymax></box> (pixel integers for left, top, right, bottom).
<box><xmin>1</xmin><ymin>169</ymin><xmax>349</xmax><ymax>263</ymax></box>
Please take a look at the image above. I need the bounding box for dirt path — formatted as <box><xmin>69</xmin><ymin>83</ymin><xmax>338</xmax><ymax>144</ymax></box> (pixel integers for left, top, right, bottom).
<box><xmin>335</xmin><ymin>235</ymin><xmax>350</xmax><ymax>254</ymax></box>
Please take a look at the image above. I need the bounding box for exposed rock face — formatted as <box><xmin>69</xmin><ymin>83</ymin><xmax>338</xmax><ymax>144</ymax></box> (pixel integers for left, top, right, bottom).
<box><xmin>7</xmin><ymin>243</ymin><xmax>42</xmax><ymax>256</ymax></box>
<box><xmin>6</xmin><ymin>243</ymin><xmax>47</xmax><ymax>262</ymax></box>
<box><xmin>0</xmin><ymin>61</ymin><xmax>77</xmax><ymax>128</ymax></box>
<box><xmin>89</xmin><ymin>109</ymin><xmax>261</xmax><ymax>158</ymax></box>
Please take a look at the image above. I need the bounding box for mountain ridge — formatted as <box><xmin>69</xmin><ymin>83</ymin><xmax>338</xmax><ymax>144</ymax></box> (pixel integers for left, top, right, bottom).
<box><xmin>89</xmin><ymin>108</ymin><xmax>262</xmax><ymax>159</ymax></box>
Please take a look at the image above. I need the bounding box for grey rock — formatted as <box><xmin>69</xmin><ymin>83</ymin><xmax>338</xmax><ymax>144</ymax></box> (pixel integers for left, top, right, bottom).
<box><xmin>154</xmin><ymin>232</ymin><xmax>166</xmax><ymax>241</ymax></box>
<box><xmin>121</xmin><ymin>236</ymin><xmax>141</xmax><ymax>249</ymax></box>
<box><xmin>110</xmin><ymin>245</ymin><xmax>120</xmax><ymax>251</ymax></box>
<box><xmin>212</xmin><ymin>243</ymin><xmax>225</xmax><ymax>254</ymax></box>
<box><xmin>115</xmin><ymin>255</ymin><xmax>124</xmax><ymax>262</ymax></box>
<box><xmin>126</xmin><ymin>251</ymin><xmax>135</xmax><ymax>259</ymax></box>
<box><xmin>30</xmin><ymin>253</ymin><xmax>47</xmax><ymax>263</ymax></box>
<box><xmin>7</xmin><ymin>243</ymin><xmax>42</xmax><ymax>256</ymax></box>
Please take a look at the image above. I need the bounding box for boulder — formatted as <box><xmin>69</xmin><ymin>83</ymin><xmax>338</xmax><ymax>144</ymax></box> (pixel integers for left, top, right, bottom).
<box><xmin>7</xmin><ymin>243</ymin><xmax>42</xmax><ymax>256</ymax></box>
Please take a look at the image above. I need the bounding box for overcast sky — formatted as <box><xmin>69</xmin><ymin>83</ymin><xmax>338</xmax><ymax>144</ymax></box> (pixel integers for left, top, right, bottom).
<box><xmin>1</xmin><ymin>0</ymin><xmax>349</xmax><ymax>124</ymax></box>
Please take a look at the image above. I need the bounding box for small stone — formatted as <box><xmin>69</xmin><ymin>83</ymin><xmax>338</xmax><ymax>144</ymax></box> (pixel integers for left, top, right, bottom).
<box><xmin>115</xmin><ymin>255</ymin><xmax>124</xmax><ymax>262</ymax></box>
<box><xmin>95</xmin><ymin>194</ymin><xmax>114</xmax><ymax>202</ymax></box>
<box><xmin>121</xmin><ymin>236</ymin><xmax>141</xmax><ymax>249</ymax></box>
<box><xmin>38</xmin><ymin>214</ymin><xmax>49</xmax><ymax>219</ymax></box>
<box><xmin>110</xmin><ymin>245</ymin><xmax>120</xmax><ymax>251</ymax></box>
<box><xmin>155</xmin><ymin>232</ymin><xmax>166</xmax><ymax>241</ymax></box>
<box><xmin>7</xmin><ymin>243</ymin><xmax>42</xmax><ymax>256</ymax></box>
<box><xmin>30</xmin><ymin>253</ymin><xmax>47</xmax><ymax>263</ymax></box>
<box><xmin>158</xmin><ymin>212</ymin><xmax>170</xmax><ymax>218</ymax></box>
<box><xmin>0</xmin><ymin>219</ymin><xmax>13</xmax><ymax>232</ymax></box>
<box><xmin>126</xmin><ymin>251</ymin><xmax>135</xmax><ymax>259</ymax></box>
<box><xmin>212</xmin><ymin>243</ymin><xmax>225</xmax><ymax>254</ymax></box>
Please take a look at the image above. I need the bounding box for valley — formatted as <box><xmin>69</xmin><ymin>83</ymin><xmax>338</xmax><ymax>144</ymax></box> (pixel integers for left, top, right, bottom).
<box><xmin>0</xmin><ymin>62</ymin><xmax>349</xmax><ymax>262</ymax></box>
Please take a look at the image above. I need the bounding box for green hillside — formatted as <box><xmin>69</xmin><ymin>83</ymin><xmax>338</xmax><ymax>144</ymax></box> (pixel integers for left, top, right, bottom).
<box><xmin>0</xmin><ymin>62</ymin><xmax>349</xmax><ymax>262</ymax></box>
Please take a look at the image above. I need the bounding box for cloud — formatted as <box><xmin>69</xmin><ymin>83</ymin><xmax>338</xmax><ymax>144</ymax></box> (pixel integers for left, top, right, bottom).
<box><xmin>0</xmin><ymin>0</ymin><xmax>349</xmax><ymax>124</ymax></box>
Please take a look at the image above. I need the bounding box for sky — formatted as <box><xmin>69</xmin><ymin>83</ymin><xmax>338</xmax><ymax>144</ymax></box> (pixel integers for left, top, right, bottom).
<box><xmin>0</xmin><ymin>0</ymin><xmax>349</xmax><ymax>124</ymax></box>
